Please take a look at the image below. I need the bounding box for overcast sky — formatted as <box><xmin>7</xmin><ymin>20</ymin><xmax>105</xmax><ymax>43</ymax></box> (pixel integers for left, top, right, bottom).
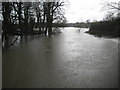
<box><xmin>64</xmin><ymin>0</ymin><xmax>120</xmax><ymax>23</ymax></box>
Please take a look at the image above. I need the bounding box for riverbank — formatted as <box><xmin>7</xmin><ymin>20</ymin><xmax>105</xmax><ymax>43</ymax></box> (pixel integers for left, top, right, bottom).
<box><xmin>86</xmin><ymin>18</ymin><xmax>120</xmax><ymax>38</ymax></box>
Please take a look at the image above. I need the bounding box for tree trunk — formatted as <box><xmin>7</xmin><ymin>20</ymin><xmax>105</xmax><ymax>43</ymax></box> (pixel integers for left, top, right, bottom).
<box><xmin>46</xmin><ymin>2</ymin><xmax>52</xmax><ymax>36</ymax></box>
<box><xmin>2</xmin><ymin>2</ymin><xmax>11</xmax><ymax>47</ymax></box>
<box><xmin>18</xmin><ymin>2</ymin><xmax>23</xmax><ymax>39</ymax></box>
<box><xmin>24</xmin><ymin>7</ymin><xmax>29</xmax><ymax>35</ymax></box>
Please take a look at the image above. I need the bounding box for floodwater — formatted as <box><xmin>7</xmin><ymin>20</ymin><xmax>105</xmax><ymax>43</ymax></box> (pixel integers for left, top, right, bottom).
<box><xmin>2</xmin><ymin>27</ymin><xmax>118</xmax><ymax>88</ymax></box>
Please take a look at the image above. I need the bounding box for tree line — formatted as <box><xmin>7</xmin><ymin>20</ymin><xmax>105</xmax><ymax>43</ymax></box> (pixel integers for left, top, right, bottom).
<box><xmin>2</xmin><ymin>1</ymin><xmax>67</xmax><ymax>45</ymax></box>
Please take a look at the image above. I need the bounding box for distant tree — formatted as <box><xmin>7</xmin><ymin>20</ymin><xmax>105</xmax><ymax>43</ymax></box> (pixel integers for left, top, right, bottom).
<box><xmin>85</xmin><ymin>19</ymin><xmax>90</xmax><ymax>23</ymax></box>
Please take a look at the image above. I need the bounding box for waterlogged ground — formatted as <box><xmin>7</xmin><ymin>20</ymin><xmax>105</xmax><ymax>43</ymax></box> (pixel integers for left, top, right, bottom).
<box><xmin>3</xmin><ymin>27</ymin><xmax>118</xmax><ymax>88</ymax></box>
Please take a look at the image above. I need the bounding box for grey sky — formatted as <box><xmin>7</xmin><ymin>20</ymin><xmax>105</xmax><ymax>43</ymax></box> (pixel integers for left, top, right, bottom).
<box><xmin>65</xmin><ymin>0</ymin><xmax>119</xmax><ymax>23</ymax></box>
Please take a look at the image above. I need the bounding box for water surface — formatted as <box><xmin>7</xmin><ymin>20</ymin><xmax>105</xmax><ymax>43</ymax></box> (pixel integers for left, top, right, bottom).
<box><xmin>3</xmin><ymin>27</ymin><xmax>118</xmax><ymax>88</ymax></box>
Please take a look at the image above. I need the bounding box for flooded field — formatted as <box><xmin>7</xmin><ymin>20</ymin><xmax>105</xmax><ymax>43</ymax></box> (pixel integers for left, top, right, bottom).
<box><xmin>2</xmin><ymin>27</ymin><xmax>118</xmax><ymax>88</ymax></box>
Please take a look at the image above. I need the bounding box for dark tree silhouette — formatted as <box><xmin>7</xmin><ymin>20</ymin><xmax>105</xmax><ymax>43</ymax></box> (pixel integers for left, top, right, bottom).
<box><xmin>2</xmin><ymin>1</ymin><xmax>66</xmax><ymax>47</ymax></box>
<box><xmin>2</xmin><ymin>2</ymin><xmax>12</xmax><ymax>47</ymax></box>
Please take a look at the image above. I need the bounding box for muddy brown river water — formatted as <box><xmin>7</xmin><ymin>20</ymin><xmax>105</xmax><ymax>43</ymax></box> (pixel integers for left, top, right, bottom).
<box><xmin>2</xmin><ymin>27</ymin><xmax>118</xmax><ymax>88</ymax></box>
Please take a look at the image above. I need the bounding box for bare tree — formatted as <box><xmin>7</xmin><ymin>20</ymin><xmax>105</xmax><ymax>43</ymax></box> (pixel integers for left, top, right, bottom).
<box><xmin>43</xmin><ymin>1</ymin><xmax>65</xmax><ymax>35</ymax></box>
<box><xmin>103</xmin><ymin>1</ymin><xmax>120</xmax><ymax>20</ymax></box>
<box><xmin>2</xmin><ymin>2</ymin><xmax>12</xmax><ymax>47</ymax></box>
<box><xmin>1</xmin><ymin>0</ymin><xmax>67</xmax><ymax>47</ymax></box>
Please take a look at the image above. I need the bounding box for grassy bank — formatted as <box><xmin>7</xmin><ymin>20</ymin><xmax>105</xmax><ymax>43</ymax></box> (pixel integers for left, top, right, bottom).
<box><xmin>86</xmin><ymin>18</ymin><xmax>120</xmax><ymax>38</ymax></box>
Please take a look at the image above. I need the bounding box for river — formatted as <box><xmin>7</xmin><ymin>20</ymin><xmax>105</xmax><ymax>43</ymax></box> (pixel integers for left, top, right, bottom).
<box><xmin>2</xmin><ymin>27</ymin><xmax>118</xmax><ymax>88</ymax></box>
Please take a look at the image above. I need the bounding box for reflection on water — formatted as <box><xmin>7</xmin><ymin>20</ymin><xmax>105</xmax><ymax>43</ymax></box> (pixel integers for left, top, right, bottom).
<box><xmin>3</xmin><ymin>27</ymin><xmax>118</xmax><ymax>88</ymax></box>
<box><xmin>2</xmin><ymin>27</ymin><xmax>62</xmax><ymax>48</ymax></box>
